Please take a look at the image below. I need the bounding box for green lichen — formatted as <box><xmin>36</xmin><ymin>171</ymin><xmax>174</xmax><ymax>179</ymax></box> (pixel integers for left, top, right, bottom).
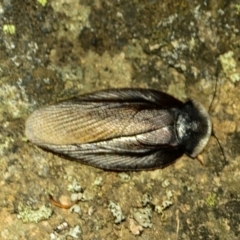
<box><xmin>219</xmin><ymin>51</ymin><xmax>240</xmax><ymax>82</ymax></box>
<box><xmin>132</xmin><ymin>205</ymin><xmax>153</xmax><ymax>228</ymax></box>
<box><xmin>235</xmin><ymin>4</ymin><xmax>240</xmax><ymax>15</ymax></box>
<box><xmin>67</xmin><ymin>179</ymin><xmax>83</xmax><ymax>192</ymax></box>
<box><xmin>0</xmin><ymin>81</ymin><xmax>31</xmax><ymax>120</ymax></box>
<box><xmin>108</xmin><ymin>201</ymin><xmax>125</xmax><ymax>224</ymax></box>
<box><xmin>0</xmin><ymin>136</ymin><xmax>14</xmax><ymax>156</ymax></box>
<box><xmin>3</xmin><ymin>24</ymin><xmax>16</xmax><ymax>35</ymax></box>
<box><xmin>206</xmin><ymin>193</ymin><xmax>217</xmax><ymax>207</ymax></box>
<box><xmin>155</xmin><ymin>190</ymin><xmax>173</xmax><ymax>214</ymax></box>
<box><xmin>37</xmin><ymin>0</ymin><xmax>47</xmax><ymax>7</ymax></box>
<box><xmin>50</xmin><ymin>2</ymin><xmax>91</xmax><ymax>39</ymax></box>
<box><xmin>17</xmin><ymin>203</ymin><xmax>53</xmax><ymax>223</ymax></box>
<box><xmin>50</xmin><ymin>225</ymin><xmax>81</xmax><ymax>240</ymax></box>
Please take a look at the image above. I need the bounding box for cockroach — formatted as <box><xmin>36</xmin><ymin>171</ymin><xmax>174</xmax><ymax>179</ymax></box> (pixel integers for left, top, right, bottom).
<box><xmin>25</xmin><ymin>88</ymin><xmax>213</xmax><ymax>170</ymax></box>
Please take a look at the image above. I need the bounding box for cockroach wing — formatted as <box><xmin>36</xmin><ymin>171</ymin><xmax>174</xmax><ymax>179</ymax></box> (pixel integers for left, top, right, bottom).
<box><xmin>42</xmin><ymin>143</ymin><xmax>184</xmax><ymax>170</ymax></box>
<box><xmin>25</xmin><ymin>89</ymin><xmax>185</xmax><ymax>170</ymax></box>
<box><xmin>26</xmin><ymin>89</ymin><xmax>183</xmax><ymax>146</ymax></box>
<box><xmin>78</xmin><ymin>88</ymin><xmax>184</xmax><ymax>108</ymax></box>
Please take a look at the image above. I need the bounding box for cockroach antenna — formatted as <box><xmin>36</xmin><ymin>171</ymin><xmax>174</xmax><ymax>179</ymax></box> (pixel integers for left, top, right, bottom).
<box><xmin>208</xmin><ymin>60</ymin><xmax>228</xmax><ymax>168</ymax></box>
<box><xmin>208</xmin><ymin>60</ymin><xmax>221</xmax><ymax>113</ymax></box>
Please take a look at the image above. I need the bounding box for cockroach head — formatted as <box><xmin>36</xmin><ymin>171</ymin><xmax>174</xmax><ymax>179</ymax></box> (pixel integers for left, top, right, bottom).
<box><xmin>176</xmin><ymin>100</ymin><xmax>212</xmax><ymax>158</ymax></box>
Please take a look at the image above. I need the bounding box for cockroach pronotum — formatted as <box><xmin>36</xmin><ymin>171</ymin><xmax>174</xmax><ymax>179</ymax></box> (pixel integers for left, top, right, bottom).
<box><xmin>25</xmin><ymin>88</ymin><xmax>213</xmax><ymax>170</ymax></box>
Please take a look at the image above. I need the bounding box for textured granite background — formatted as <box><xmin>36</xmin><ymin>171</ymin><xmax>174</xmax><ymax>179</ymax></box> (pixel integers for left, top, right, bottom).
<box><xmin>0</xmin><ymin>0</ymin><xmax>240</xmax><ymax>239</ymax></box>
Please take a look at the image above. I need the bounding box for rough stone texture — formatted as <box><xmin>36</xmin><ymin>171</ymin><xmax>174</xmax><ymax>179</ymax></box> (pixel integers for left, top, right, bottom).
<box><xmin>0</xmin><ymin>0</ymin><xmax>240</xmax><ymax>239</ymax></box>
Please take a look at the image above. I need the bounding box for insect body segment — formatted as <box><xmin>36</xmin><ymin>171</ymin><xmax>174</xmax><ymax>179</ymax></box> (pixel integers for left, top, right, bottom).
<box><xmin>25</xmin><ymin>89</ymin><xmax>212</xmax><ymax>170</ymax></box>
